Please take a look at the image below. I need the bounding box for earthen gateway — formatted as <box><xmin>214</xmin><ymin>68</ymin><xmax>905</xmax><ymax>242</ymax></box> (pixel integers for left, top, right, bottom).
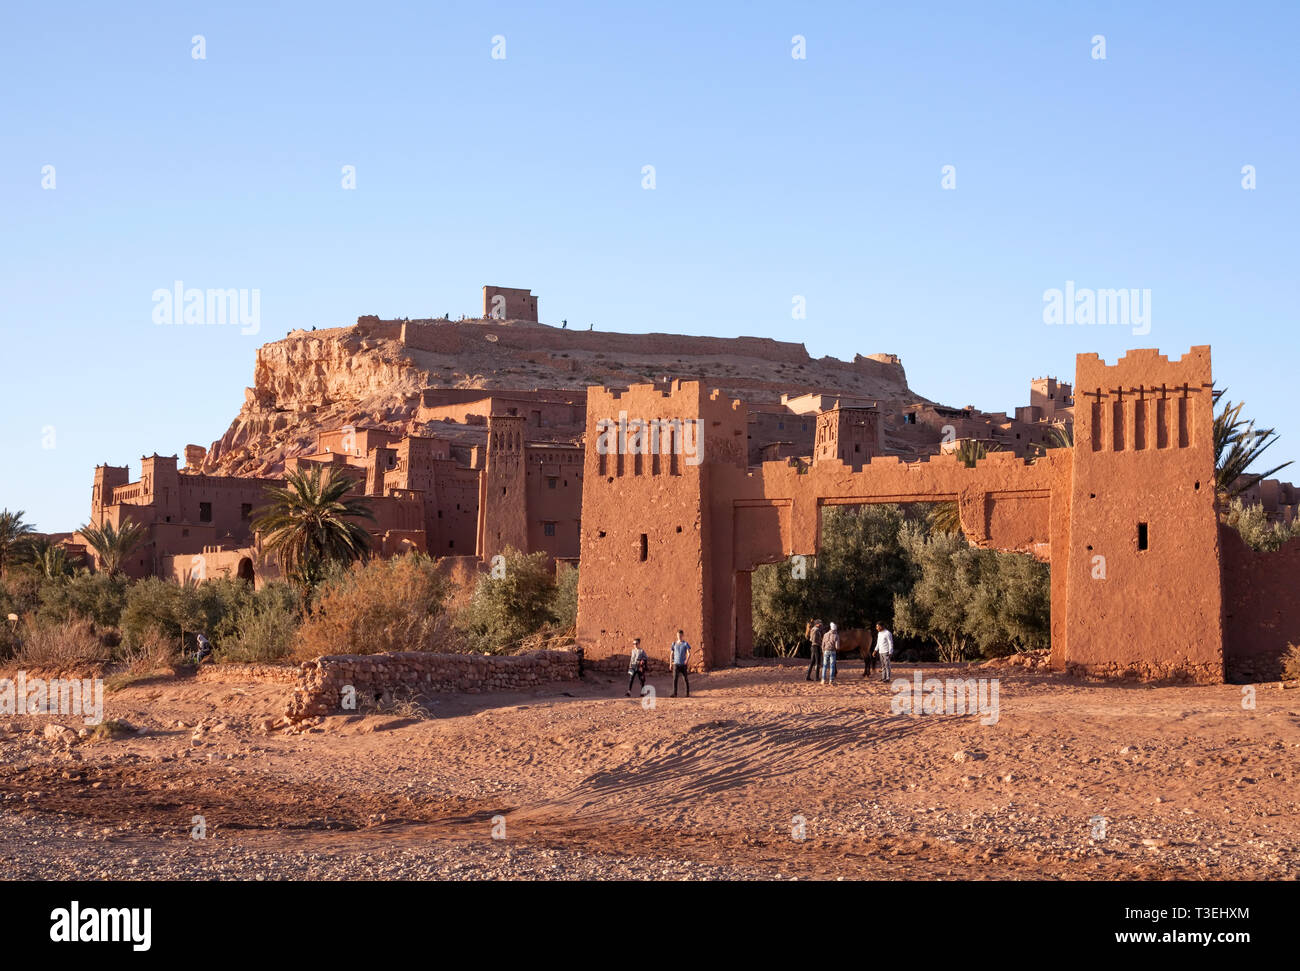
<box><xmin>575</xmin><ymin>346</ymin><xmax>1300</xmax><ymax>683</ymax></box>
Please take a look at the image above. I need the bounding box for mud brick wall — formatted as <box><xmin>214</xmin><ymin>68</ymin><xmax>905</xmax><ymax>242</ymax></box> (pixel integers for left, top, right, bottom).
<box><xmin>1221</xmin><ymin>526</ymin><xmax>1300</xmax><ymax>682</ymax></box>
<box><xmin>287</xmin><ymin>649</ymin><xmax>581</xmax><ymax>721</ymax></box>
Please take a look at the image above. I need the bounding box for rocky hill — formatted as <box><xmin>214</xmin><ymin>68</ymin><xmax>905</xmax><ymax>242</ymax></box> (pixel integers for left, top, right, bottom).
<box><xmin>201</xmin><ymin>315</ymin><xmax>932</xmax><ymax>476</ymax></box>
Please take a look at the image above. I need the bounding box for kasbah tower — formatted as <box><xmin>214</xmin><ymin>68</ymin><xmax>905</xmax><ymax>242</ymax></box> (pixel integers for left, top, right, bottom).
<box><xmin>576</xmin><ymin>381</ymin><xmax>747</xmax><ymax>670</ymax></box>
<box><xmin>1065</xmin><ymin>347</ymin><xmax>1222</xmax><ymax>682</ymax></box>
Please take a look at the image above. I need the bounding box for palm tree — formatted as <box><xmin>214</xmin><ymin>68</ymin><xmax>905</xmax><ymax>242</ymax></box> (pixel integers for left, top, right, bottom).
<box><xmin>1214</xmin><ymin>393</ymin><xmax>1292</xmax><ymax>500</ymax></box>
<box><xmin>952</xmin><ymin>438</ymin><xmax>1000</xmax><ymax>468</ymax></box>
<box><xmin>251</xmin><ymin>465</ymin><xmax>375</xmax><ymax>587</ymax></box>
<box><xmin>929</xmin><ymin>440</ymin><xmax>1001</xmax><ymax>535</ymax></box>
<box><xmin>80</xmin><ymin>519</ymin><xmax>149</xmax><ymax>575</ymax></box>
<box><xmin>24</xmin><ymin>537</ymin><xmax>73</xmax><ymax>579</ymax></box>
<box><xmin>928</xmin><ymin>501</ymin><xmax>962</xmax><ymax>535</ymax></box>
<box><xmin>0</xmin><ymin>509</ymin><xmax>36</xmax><ymax>578</ymax></box>
<box><xmin>1046</xmin><ymin>422</ymin><xmax>1073</xmax><ymax>450</ymax></box>
<box><xmin>1028</xmin><ymin>421</ymin><xmax>1073</xmax><ymax>458</ymax></box>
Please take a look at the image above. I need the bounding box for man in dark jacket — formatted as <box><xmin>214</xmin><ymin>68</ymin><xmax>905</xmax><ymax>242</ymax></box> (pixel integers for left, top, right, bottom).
<box><xmin>805</xmin><ymin>620</ymin><xmax>824</xmax><ymax>682</ymax></box>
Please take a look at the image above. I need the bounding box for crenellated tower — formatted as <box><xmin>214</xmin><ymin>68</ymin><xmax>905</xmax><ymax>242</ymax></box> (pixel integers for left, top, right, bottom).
<box><xmin>1063</xmin><ymin>346</ymin><xmax>1223</xmax><ymax>681</ymax></box>
<box><xmin>575</xmin><ymin>380</ymin><xmax>746</xmax><ymax>668</ymax></box>
<box><xmin>477</xmin><ymin>414</ymin><xmax>529</xmax><ymax>560</ymax></box>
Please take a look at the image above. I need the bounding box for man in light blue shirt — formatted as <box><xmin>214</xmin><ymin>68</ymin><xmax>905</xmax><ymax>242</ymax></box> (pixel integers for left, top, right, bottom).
<box><xmin>670</xmin><ymin>630</ymin><xmax>691</xmax><ymax>698</ymax></box>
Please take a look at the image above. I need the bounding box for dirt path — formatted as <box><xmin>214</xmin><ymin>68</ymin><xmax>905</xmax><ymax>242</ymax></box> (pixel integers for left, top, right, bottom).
<box><xmin>2</xmin><ymin>661</ymin><xmax>1297</xmax><ymax>880</ymax></box>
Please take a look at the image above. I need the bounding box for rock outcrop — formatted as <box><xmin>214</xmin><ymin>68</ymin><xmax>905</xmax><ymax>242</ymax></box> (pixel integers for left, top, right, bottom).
<box><xmin>201</xmin><ymin>316</ymin><xmax>927</xmax><ymax>476</ymax></box>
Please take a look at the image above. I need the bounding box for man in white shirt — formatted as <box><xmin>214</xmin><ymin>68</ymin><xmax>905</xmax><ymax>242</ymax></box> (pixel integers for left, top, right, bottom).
<box><xmin>670</xmin><ymin>630</ymin><xmax>691</xmax><ymax>698</ymax></box>
<box><xmin>874</xmin><ymin>622</ymin><xmax>894</xmax><ymax>681</ymax></box>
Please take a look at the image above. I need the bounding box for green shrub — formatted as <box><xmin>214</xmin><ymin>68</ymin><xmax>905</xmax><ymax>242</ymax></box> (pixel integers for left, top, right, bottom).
<box><xmin>966</xmin><ymin>547</ymin><xmax>1052</xmax><ymax>657</ymax></box>
<box><xmin>893</xmin><ymin>525</ymin><xmax>981</xmax><ymax>662</ymax></box>
<box><xmin>120</xmin><ymin>576</ymin><xmax>251</xmax><ymax>652</ymax></box>
<box><xmin>37</xmin><ymin>572</ymin><xmax>129</xmax><ymax>630</ymax></box>
<box><xmin>106</xmin><ymin>627</ymin><xmax>180</xmax><ymax>689</ymax></box>
<box><xmin>2</xmin><ymin>571</ymin><xmax>43</xmax><ymax>617</ymax></box>
<box><xmin>550</xmin><ymin>563</ymin><xmax>578</xmax><ymax>632</ymax></box>
<box><xmin>894</xmin><ymin>525</ymin><xmax>1051</xmax><ymax>661</ymax></box>
<box><xmin>293</xmin><ymin>554</ymin><xmax>449</xmax><ymax>660</ymax></box>
<box><xmin>0</xmin><ymin>576</ymin><xmax>40</xmax><ymax>659</ymax></box>
<box><xmin>1224</xmin><ymin>498</ymin><xmax>1300</xmax><ymax>552</ymax></box>
<box><xmin>1283</xmin><ymin>643</ymin><xmax>1300</xmax><ymax>681</ymax></box>
<box><xmin>455</xmin><ymin>548</ymin><xmax>559</xmax><ymax>653</ymax></box>
<box><xmin>752</xmin><ymin>504</ymin><xmax>913</xmax><ymax>657</ymax></box>
<box><xmin>217</xmin><ymin>581</ymin><xmax>303</xmax><ymax>664</ymax></box>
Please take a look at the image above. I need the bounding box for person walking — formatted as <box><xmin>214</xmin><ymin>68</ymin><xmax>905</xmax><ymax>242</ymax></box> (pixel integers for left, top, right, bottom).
<box><xmin>805</xmin><ymin>619</ymin><xmax>825</xmax><ymax>681</ymax></box>
<box><xmin>874</xmin><ymin>622</ymin><xmax>894</xmax><ymax>681</ymax></box>
<box><xmin>820</xmin><ymin>622</ymin><xmax>840</xmax><ymax>686</ymax></box>
<box><xmin>626</xmin><ymin>638</ymin><xmax>648</xmax><ymax>696</ymax></box>
<box><xmin>670</xmin><ymin>630</ymin><xmax>692</xmax><ymax>697</ymax></box>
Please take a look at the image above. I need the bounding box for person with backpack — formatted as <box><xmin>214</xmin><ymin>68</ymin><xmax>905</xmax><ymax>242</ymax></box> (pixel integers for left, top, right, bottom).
<box><xmin>874</xmin><ymin>622</ymin><xmax>894</xmax><ymax>681</ymax></box>
<box><xmin>820</xmin><ymin>622</ymin><xmax>841</xmax><ymax>686</ymax></box>
<box><xmin>195</xmin><ymin>632</ymin><xmax>213</xmax><ymax>665</ymax></box>
<box><xmin>626</xmin><ymin>638</ymin><xmax>648</xmax><ymax>696</ymax></box>
<box><xmin>805</xmin><ymin>619</ymin><xmax>824</xmax><ymax>682</ymax></box>
<box><xmin>669</xmin><ymin>630</ymin><xmax>692</xmax><ymax>697</ymax></box>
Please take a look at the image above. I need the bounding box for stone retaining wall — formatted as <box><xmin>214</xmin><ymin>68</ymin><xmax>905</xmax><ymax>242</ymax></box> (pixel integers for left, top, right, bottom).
<box><xmin>287</xmin><ymin>649</ymin><xmax>581</xmax><ymax>721</ymax></box>
<box><xmin>583</xmin><ymin>655</ymin><xmax>672</xmax><ymax>677</ymax></box>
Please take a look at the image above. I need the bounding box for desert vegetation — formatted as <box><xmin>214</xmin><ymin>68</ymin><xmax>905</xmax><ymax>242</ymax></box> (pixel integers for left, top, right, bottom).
<box><xmin>0</xmin><ymin>493</ymin><xmax>575</xmax><ymax>668</ymax></box>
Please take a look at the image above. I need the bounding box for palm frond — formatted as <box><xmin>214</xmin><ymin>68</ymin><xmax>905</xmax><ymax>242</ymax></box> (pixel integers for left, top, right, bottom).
<box><xmin>1214</xmin><ymin>394</ymin><xmax>1293</xmax><ymax>498</ymax></box>
<box><xmin>79</xmin><ymin>518</ymin><xmax>149</xmax><ymax>575</ymax></box>
<box><xmin>251</xmin><ymin>465</ymin><xmax>376</xmax><ymax>587</ymax></box>
<box><xmin>0</xmin><ymin>509</ymin><xmax>37</xmax><ymax>577</ymax></box>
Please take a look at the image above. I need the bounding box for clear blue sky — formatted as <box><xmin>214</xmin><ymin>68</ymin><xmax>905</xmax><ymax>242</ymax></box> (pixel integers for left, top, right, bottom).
<box><xmin>2</xmin><ymin>1</ymin><xmax>1296</xmax><ymax>531</ymax></box>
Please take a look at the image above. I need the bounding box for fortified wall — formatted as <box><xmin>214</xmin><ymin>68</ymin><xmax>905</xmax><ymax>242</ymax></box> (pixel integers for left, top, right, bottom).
<box><xmin>574</xmin><ymin>346</ymin><xmax>1300</xmax><ymax>683</ymax></box>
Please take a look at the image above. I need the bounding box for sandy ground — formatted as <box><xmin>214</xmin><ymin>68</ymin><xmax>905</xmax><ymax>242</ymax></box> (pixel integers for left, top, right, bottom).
<box><xmin>1</xmin><ymin>659</ymin><xmax>1297</xmax><ymax>880</ymax></box>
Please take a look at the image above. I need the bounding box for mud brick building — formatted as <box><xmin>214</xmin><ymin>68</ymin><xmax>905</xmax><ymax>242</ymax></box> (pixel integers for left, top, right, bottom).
<box><xmin>87</xmin><ymin>415</ymin><xmax>585</xmax><ymax>582</ymax></box>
